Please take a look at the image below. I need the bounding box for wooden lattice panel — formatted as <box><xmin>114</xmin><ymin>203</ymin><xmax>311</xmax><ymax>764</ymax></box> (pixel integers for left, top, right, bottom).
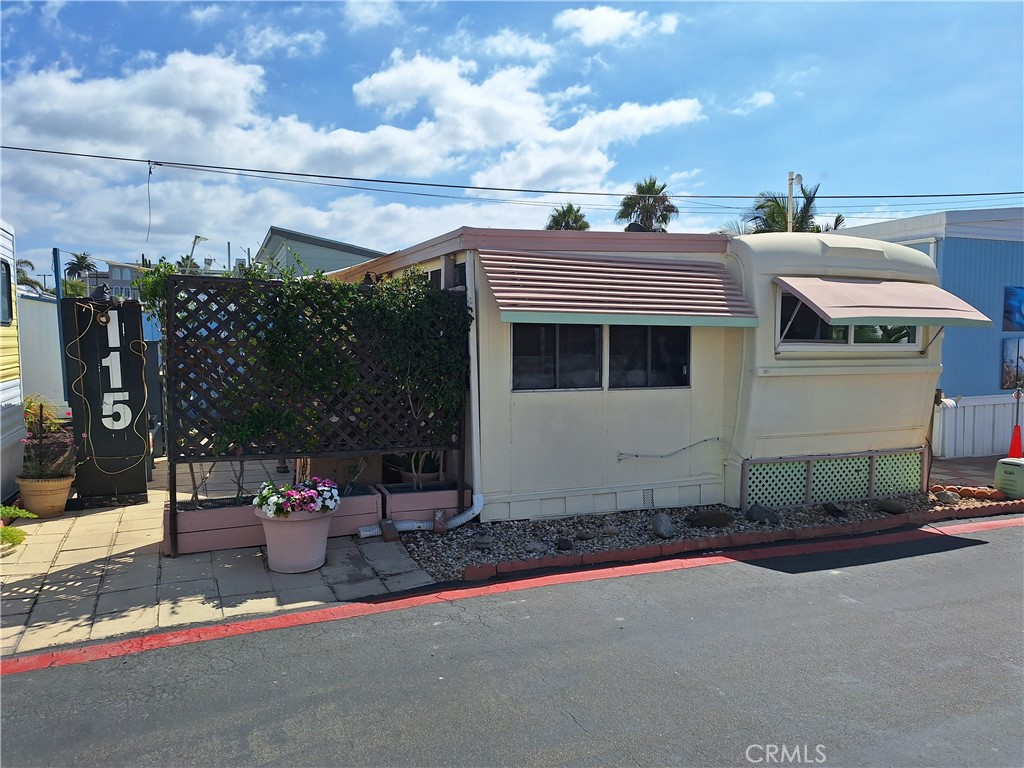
<box><xmin>165</xmin><ymin>275</ymin><xmax>466</xmax><ymax>460</ymax></box>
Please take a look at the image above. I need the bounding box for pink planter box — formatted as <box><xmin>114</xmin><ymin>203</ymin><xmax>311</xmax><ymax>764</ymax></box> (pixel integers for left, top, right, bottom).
<box><xmin>377</xmin><ymin>483</ymin><xmax>473</xmax><ymax>523</ymax></box>
<box><xmin>165</xmin><ymin>486</ymin><xmax>383</xmax><ymax>555</ymax></box>
<box><xmin>328</xmin><ymin>486</ymin><xmax>382</xmax><ymax>537</ymax></box>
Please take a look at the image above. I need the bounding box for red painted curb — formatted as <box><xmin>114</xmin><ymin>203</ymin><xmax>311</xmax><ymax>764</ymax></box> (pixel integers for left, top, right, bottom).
<box><xmin>4</xmin><ymin>516</ymin><xmax>1021</xmax><ymax>677</ymax></box>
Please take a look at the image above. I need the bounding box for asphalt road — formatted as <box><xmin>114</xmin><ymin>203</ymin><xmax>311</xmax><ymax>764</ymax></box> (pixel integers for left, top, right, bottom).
<box><xmin>2</xmin><ymin>524</ymin><xmax>1022</xmax><ymax>768</ymax></box>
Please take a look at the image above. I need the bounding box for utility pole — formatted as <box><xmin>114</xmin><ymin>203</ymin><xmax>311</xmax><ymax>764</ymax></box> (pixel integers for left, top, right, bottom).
<box><xmin>787</xmin><ymin>171</ymin><xmax>802</xmax><ymax>233</ymax></box>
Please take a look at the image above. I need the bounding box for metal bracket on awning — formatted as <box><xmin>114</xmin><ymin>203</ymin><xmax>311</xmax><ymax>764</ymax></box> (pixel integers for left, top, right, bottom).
<box><xmin>919</xmin><ymin>326</ymin><xmax>945</xmax><ymax>356</ymax></box>
<box><xmin>776</xmin><ymin>298</ymin><xmax>805</xmax><ymax>353</ymax></box>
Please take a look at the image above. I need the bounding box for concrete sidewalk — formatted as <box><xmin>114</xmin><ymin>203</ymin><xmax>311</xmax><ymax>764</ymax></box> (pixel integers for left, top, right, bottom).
<box><xmin>0</xmin><ymin>453</ymin><xmax>1007</xmax><ymax>657</ymax></box>
<box><xmin>0</xmin><ymin>458</ymin><xmax>435</xmax><ymax>656</ymax></box>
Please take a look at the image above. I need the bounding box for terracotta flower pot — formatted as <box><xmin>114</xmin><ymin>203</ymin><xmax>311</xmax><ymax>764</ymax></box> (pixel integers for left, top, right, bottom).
<box><xmin>16</xmin><ymin>476</ymin><xmax>73</xmax><ymax>518</ymax></box>
<box><xmin>253</xmin><ymin>507</ymin><xmax>333</xmax><ymax>573</ymax></box>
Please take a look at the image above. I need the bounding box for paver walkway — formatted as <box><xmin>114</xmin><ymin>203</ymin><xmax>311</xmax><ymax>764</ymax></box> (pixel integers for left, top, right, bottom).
<box><xmin>0</xmin><ymin>453</ymin><xmax>1008</xmax><ymax>657</ymax></box>
<box><xmin>0</xmin><ymin>458</ymin><xmax>434</xmax><ymax>656</ymax></box>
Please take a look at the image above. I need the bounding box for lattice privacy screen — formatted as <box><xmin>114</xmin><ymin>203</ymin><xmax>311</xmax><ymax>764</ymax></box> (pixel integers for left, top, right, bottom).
<box><xmin>165</xmin><ymin>275</ymin><xmax>468</xmax><ymax>460</ymax></box>
<box><xmin>744</xmin><ymin>449</ymin><xmax>925</xmax><ymax>510</ymax></box>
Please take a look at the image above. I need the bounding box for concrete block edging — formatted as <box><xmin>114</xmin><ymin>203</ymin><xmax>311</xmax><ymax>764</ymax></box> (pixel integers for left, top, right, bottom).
<box><xmin>461</xmin><ymin>500</ymin><xmax>1024</xmax><ymax>581</ymax></box>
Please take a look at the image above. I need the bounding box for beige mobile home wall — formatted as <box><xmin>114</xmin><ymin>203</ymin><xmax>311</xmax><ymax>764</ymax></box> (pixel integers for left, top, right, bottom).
<box><xmin>472</xmin><ymin>257</ymin><xmax>729</xmax><ymax>522</ymax></box>
<box><xmin>722</xmin><ymin>234</ymin><xmax>947</xmax><ymax>507</ymax></box>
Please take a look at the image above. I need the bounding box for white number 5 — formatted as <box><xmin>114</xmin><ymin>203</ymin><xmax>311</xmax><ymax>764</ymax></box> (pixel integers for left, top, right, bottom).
<box><xmin>102</xmin><ymin>392</ymin><xmax>132</xmax><ymax>430</ymax></box>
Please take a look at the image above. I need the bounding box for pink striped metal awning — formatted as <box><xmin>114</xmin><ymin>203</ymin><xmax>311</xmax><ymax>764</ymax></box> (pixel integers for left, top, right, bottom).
<box><xmin>773</xmin><ymin>276</ymin><xmax>991</xmax><ymax>327</ymax></box>
<box><xmin>478</xmin><ymin>251</ymin><xmax>758</xmax><ymax>326</ymax></box>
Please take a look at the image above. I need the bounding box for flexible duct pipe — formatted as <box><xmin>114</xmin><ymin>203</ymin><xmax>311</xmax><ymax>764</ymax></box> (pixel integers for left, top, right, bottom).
<box><xmin>357</xmin><ymin>492</ymin><xmax>484</xmax><ymax>538</ymax></box>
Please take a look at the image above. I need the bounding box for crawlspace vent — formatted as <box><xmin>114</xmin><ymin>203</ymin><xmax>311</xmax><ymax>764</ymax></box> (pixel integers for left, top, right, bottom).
<box><xmin>746</xmin><ymin>461</ymin><xmax>807</xmax><ymax>508</ymax></box>
<box><xmin>642</xmin><ymin>488</ymin><xmax>654</xmax><ymax>507</ymax></box>
<box><xmin>875</xmin><ymin>452</ymin><xmax>922</xmax><ymax>496</ymax></box>
<box><xmin>811</xmin><ymin>456</ymin><xmax>870</xmax><ymax>503</ymax></box>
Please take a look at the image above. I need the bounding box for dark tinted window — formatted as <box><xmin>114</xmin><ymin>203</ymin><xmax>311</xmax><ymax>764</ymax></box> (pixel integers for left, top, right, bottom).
<box><xmin>779</xmin><ymin>293</ymin><xmax>847</xmax><ymax>343</ymax></box>
<box><xmin>512</xmin><ymin>323</ymin><xmax>601</xmax><ymax>390</ymax></box>
<box><xmin>610</xmin><ymin>326</ymin><xmax>690</xmax><ymax>388</ymax></box>
<box><xmin>1</xmin><ymin>262</ymin><xmax>12</xmax><ymax>325</ymax></box>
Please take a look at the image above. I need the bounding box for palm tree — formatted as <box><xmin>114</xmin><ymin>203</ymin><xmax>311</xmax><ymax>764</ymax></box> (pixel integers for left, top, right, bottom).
<box><xmin>15</xmin><ymin>258</ymin><xmax>45</xmax><ymax>293</ymax></box>
<box><xmin>546</xmin><ymin>203</ymin><xmax>590</xmax><ymax>231</ymax></box>
<box><xmin>62</xmin><ymin>278</ymin><xmax>86</xmax><ymax>297</ymax></box>
<box><xmin>64</xmin><ymin>251</ymin><xmax>97</xmax><ymax>280</ymax></box>
<box><xmin>743</xmin><ymin>183</ymin><xmax>845</xmax><ymax>233</ymax></box>
<box><xmin>175</xmin><ymin>254</ymin><xmax>200</xmax><ymax>274</ymax></box>
<box><xmin>615</xmin><ymin>176</ymin><xmax>679</xmax><ymax>232</ymax></box>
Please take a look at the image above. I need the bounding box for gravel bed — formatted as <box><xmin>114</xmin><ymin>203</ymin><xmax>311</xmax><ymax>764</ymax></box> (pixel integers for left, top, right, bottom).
<box><xmin>402</xmin><ymin>493</ymin><xmax>989</xmax><ymax>582</ymax></box>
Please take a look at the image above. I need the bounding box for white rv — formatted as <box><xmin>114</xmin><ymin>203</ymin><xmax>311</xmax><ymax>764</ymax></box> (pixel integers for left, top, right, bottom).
<box><xmin>0</xmin><ymin>220</ymin><xmax>26</xmax><ymax>502</ymax></box>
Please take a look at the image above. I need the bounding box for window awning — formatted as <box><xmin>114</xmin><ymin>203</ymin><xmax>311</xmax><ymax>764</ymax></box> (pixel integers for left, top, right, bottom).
<box><xmin>478</xmin><ymin>251</ymin><xmax>758</xmax><ymax>327</ymax></box>
<box><xmin>773</xmin><ymin>276</ymin><xmax>991</xmax><ymax>327</ymax></box>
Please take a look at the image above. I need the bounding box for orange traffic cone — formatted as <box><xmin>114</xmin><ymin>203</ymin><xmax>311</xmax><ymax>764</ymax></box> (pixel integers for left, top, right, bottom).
<box><xmin>1009</xmin><ymin>425</ymin><xmax>1023</xmax><ymax>459</ymax></box>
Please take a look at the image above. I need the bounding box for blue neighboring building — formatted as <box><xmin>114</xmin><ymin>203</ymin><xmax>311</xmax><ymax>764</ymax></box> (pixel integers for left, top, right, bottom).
<box><xmin>846</xmin><ymin>208</ymin><xmax>1024</xmax><ymax>457</ymax></box>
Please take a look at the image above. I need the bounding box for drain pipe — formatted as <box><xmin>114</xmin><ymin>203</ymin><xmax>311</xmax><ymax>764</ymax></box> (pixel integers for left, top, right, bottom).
<box><xmin>358</xmin><ymin>250</ymin><xmax>486</xmax><ymax>537</ymax></box>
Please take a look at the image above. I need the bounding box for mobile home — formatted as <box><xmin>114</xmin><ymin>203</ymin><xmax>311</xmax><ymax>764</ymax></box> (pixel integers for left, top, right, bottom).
<box><xmin>332</xmin><ymin>229</ymin><xmax>989</xmax><ymax>519</ymax></box>
<box><xmin>1</xmin><ymin>220</ymin><xmax>26</xmax><ymax>502</ymax></box>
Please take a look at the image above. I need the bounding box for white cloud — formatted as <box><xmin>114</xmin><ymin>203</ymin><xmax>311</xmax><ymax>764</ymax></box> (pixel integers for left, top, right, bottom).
<box><xmin>553</xmin><ymin>6</ymin><xmax>678</xmax><ymax>47</ymax></box>
<box><xmin>41</xmin><ymin>0</ymin><xmax>66</xmax><ymax>28</ymax></box>
<box><xmin>471</xmin><ymin>98</ymin><xmax>705</xmax><ymax>191</ymax></box>
<box><xmin>242</xmin><ymin>25</ymin><xmax>325</xmax><ymax>59</ymax></box>
<box><xmin>2</xmin><ymin>46</ymin><xmax>710</xmax><ymax>268</ymax></box>
<box><xmin>352</xmin><ymin>50</ymin><xmax>551</xmax><ymax>151</ymax></box>
<box><xmin>658</xmin><ymin>14</ymin><xmax>679</xmax><ymax>35</ymax></box>
<box><xmin>481</xmin><ymin>29</ymin><xmax>555</xmax><ymax>60</ymax></box>
<box><xmin>549</xmin><ymin>84</ymin><xmax>592</xmax><ymax>105</ymax></box>
<box><xmin>666</xmin><ymin>168</ymin><xmax>703</xmax><ymax>189</ymax></box>
<box><xmin>730</xmin><ymin>90</ymin><xmax>775</xmax><ymax>116</ymax></box>
<box><xmin>343</xmin><ymin>0</ymin><xmax>401</xmax><ymax>31</ymax></box>
<box><xmin>188</xmin><ymin>5</ymin><xmax>223</xmax><ymax>26</ymax></box>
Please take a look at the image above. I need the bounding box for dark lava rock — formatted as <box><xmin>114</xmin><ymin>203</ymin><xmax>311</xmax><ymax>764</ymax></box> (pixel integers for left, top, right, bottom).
<box><xmin>555</xmin><ymin>537</ymin><xmax>574</xmax><ymax>551</ymax></box>
<box><xmin>745</xmin><ymin>503</ymin><xmax>781</xmax><ymax>525</ymax></box>
<box><xmin>685</xmin><ymin>509</ymin><xmax>735</xmax><ymax>528</ymax></box>
<box><xmin>652</xmin><ymin>512</ymin><xmax>675</xmax><ymax>539</ymax></box>
<box><xmin>822</xmin><ymin>502</ymin><xmax>849</xmax><ymax>518</ymax></box>
<box><xmin>877</xmin><ymin>498</ymin><xmax>907</xmax><ymax>515</ymax></box>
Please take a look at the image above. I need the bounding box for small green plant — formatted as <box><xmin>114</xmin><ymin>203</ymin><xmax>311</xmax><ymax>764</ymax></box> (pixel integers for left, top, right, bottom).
<box><xmin>1</xmin><ymin>526</ymin><xmax>27</xmax><ymax>547</ymax></box>
<box><xmin>24</xmin><ymin>394</ymin><xmax>64</xmax><ymax>433</ymax></box>
<box><xmin>385</xmin><ymin>451</ymin><xmax>441</xmax><ymax>489</ymax></box>
<box><xmin>0</xmin><ymin>504</ymin><xmax>38</xmax><ymax>523</ymax></box>
<box><xmin>21</xmin><ymin>397</ymin><xmax>78</xmax><ymax>479</ymax></box>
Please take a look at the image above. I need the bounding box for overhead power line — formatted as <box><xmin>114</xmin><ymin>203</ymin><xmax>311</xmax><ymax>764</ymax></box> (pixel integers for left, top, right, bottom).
<box><xmin>3</xmin><ymin>144</ymin><xmax>1022</xmax><ymax>205</ymax></box>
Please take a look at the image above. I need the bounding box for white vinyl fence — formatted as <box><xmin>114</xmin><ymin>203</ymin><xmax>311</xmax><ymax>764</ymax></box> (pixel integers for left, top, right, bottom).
<box><xmin>933</xmin><ymin>394</ymin><xmax>1022</xmax><ymax>458</ymax></box>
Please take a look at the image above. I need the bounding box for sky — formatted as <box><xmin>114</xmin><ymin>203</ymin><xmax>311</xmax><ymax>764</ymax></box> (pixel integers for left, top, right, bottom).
<box><xmin>2</xmin><ymin>0</ymin><xmax>1022</xmax><ymax>283</ymax></box>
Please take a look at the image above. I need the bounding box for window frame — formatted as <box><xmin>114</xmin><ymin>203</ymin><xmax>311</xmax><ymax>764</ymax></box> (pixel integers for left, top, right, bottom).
<box><xmin>511</xmin><ymin>323</ymin><xmax>603</xmax><ymax>391</ymax></box>
<box><xmin>1</xmin><ymin>261</ymin><xmax>12</xmax><ymax>326</ymax></box>
<box><xmin>511</xmin><ymin>322</ymin><xmax>692</xmax><ymax>392</ymax></box>
<box><xmin>608</xmin><ymin>325</ymin><xmax>691</xmax><ymax>389</ymax></box>
<box><xmin>776</xmin><ymin>290</ymin><xmax>923</xmax><ymax>352</ymax></box>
